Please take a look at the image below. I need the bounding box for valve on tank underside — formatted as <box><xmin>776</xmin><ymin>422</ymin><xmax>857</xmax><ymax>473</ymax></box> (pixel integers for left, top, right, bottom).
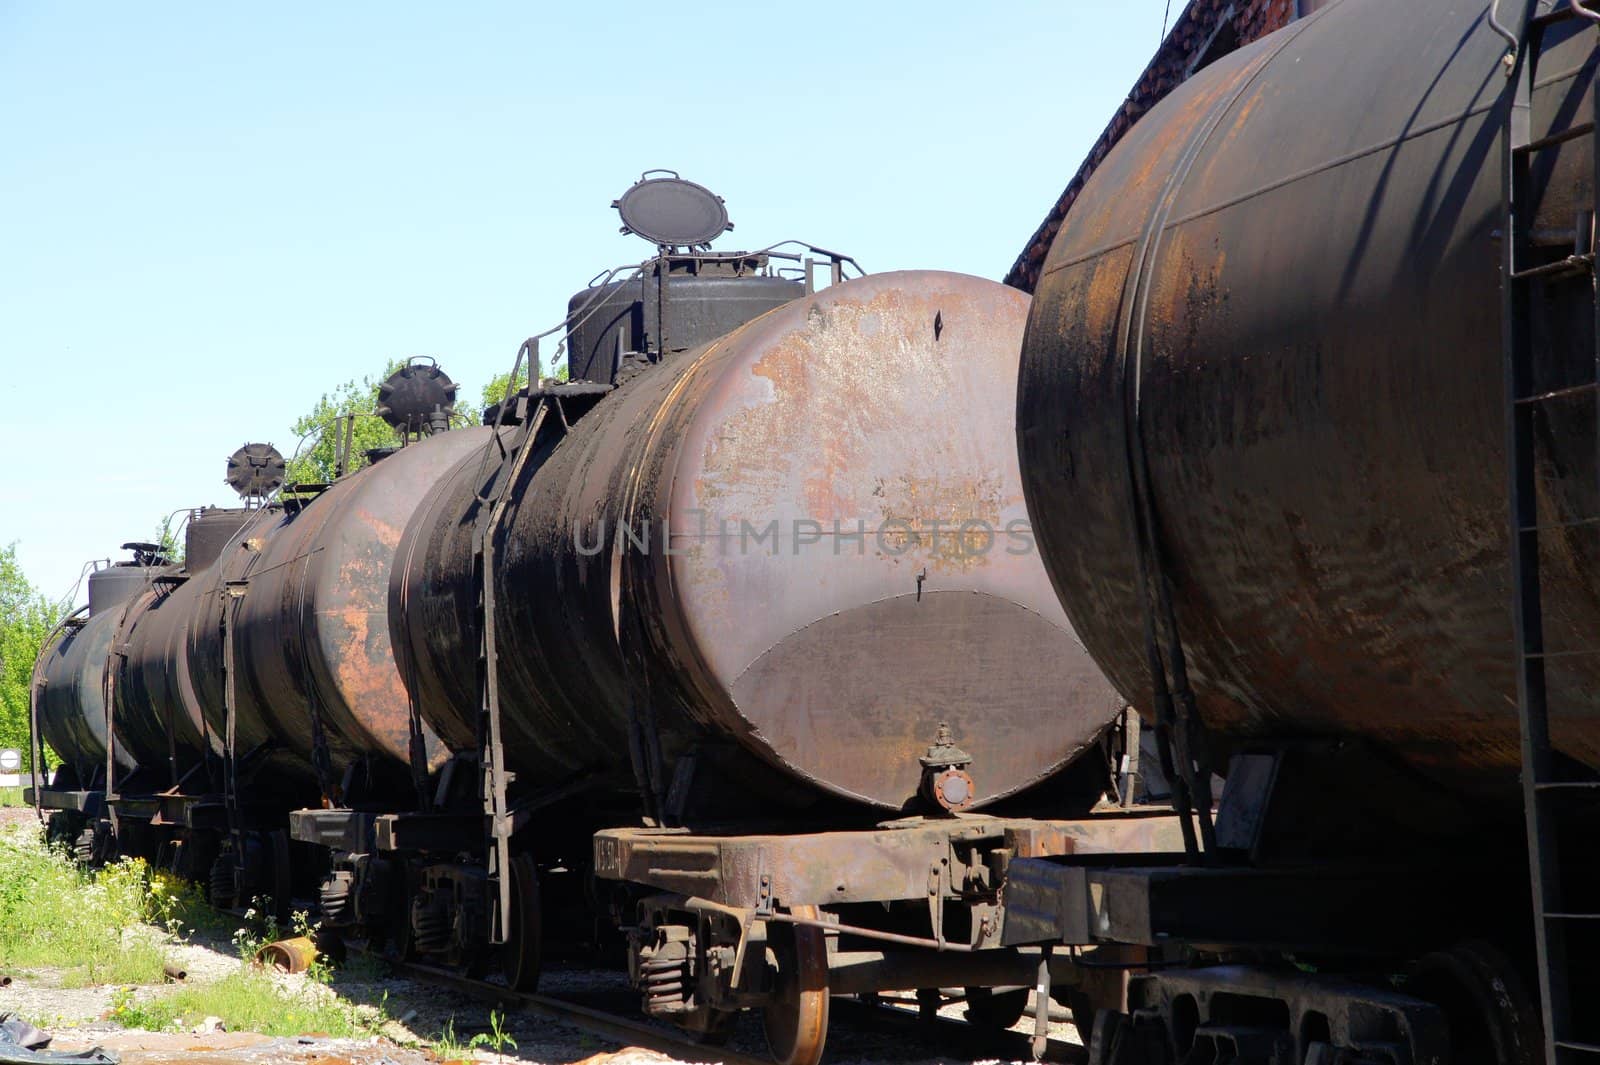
<box><xmin>919</xmin><ymin>721</ymin><xmax>975</xmax><ymax>814</ymax></box>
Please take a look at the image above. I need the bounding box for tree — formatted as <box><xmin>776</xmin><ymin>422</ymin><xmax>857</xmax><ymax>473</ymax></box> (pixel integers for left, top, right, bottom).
<box><xmin>286</xmin><ymin>359</ymin><xmax>486</xmax><ymax>485</ymax></box>
<box><xmin>480</xmin><ymin>366</ymin><xmax>529</xmax><ymax>422</ymax></box>
<box><xmin>152</xmin><ymin>514</ymin><xmax>185</xmax><ymax>565</ymax></box>
<box><xmin>284</xmin><ymin>360</ymin><xmax>405</xmax><ymax>486</ymax></box>
<box><xmin>0</xmin><ymin>543</ymin><xmax>66</xmax><ymax>772</ymax></box>
<box><xmin>479</xmin><ymin>354</ymin><xmax>573</xmax><ymax>422</ymax></box>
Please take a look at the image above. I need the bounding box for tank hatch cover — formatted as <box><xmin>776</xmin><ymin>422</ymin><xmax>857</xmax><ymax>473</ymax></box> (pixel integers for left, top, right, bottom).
<box><xmin>613</xmin><ymin>171</ymin><xmax>733</xmax><ymax>248</ymax></box>
<box><xmin>225</xmin><ymin>443</ymin><xmax>286</xmax><ymax>499</ymax></box>
<box><xmin>376</xmin><ymin>358</ymin><xmax>457</xmax><ymax>434</ymax></box>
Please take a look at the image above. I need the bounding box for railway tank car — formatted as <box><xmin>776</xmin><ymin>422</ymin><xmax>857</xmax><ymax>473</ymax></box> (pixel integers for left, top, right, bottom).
<box><xmin>285</xmin><ymin>176</ymin><xmax>1162</xmax><ymax>1065</ymax></box>
<box><xmin>31</xmin><ymin>548</ymin><xmax>162</xmax><ymax>855</ymax></box>
<box><xmin>1018</xmin><ymin>0</ymin><xmax>1597</xmax><ymax>814</ymax></box>
<box><xmin>33</xmin><ymin>175</ymin><xmax>1154</xmax><ymax>1065</ymax></box>
<box><xmin>394</xmin><ymin>268</ymin><xmax>1116</xmax><ymax>818</ymax></box>
<box><xmin>1004</xmin><ymin>2</ymin><xmax>1600</xmax><ymax>1064</ymax></box>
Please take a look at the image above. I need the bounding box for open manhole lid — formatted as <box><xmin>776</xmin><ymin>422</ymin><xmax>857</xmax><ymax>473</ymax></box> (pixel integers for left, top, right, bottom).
<box><xmin>225</xmin><ymin>442</ymin><xmax>286</xmax><ymax>498</ymax></box>
<box><xmin>613</xmin><ymin>171</ymin><xmax>733</xmax><ymax>248</ymax></box>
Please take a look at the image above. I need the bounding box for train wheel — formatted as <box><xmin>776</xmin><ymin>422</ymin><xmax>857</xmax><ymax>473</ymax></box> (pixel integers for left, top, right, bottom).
<box><xmin>965</xmin><ymin>986</ymin><xmax>1029</xmax><ymax>1030</ymax></box>
<box><xmin>505</xmin><ymin>853</ymin><xmax>542</xmax><ymax>992</ymax></box>
<box><xmin>1409</xmin><ymin>940</ymin><xmax>1540</xmax><ymax>1065</ymax></box>
<box><xmin>763</xmin><ymin>905</ymin><xmax>829</xmax><ymax>1065</ymax></box>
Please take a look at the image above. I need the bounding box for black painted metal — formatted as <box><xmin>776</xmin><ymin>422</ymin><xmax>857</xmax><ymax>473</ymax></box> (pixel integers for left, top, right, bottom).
<box><xmin>563</xmin><ymin>255</ymin><xmax>802</xmax><ymax>384</ymax></box>
<box><xmin>613</xmin><ymin>172</ymin><xmax>733</xmax><ymax>249</ymax></box>
<box><xmin>224</xmin><ymin>443</ymin><xmax>285</xmax><ymax>501</ymax></box>
<box><xmin>377</xmin><ymin>357</ymin><xmax>458</xmax><ymax>436</ymax></box>
<box><xmin>85</xmin><ymin>564</ymin><xmax>154</xmax><ymax>618</ymax></box>
<box><xmin>183</xmin><ymin>507</ymin><xmax>252</xmax><ymax>573</ymax></box>
<box><xmin>36</xmin><ymin>608</ymin><xmax>136</xmax><ymax>784</ymax></box>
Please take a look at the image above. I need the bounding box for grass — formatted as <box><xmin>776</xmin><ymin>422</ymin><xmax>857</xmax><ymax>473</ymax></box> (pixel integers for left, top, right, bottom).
<box><xmin>431</xmin><ymin>1010</ymin><xmax>517</xmax><ymax>1063</ymax></box>
<box><xmin>109</xmin><ymin>968</ymin><xmax>388</xmax><ymax>1037</ymax></box>
<box><xmin>0</xmin><ymin>787</ymin><xmax>24</xmax><ymax>807</ymax></box>
<box><xmin>0</xmin><ymin>823</ymin><xmax>182</xmax><ymax>986</ymax></box>
<box><xmin>0</xmin><ymin>823</ymin><xmax>392</xmax><ymax>1040</ymax></box>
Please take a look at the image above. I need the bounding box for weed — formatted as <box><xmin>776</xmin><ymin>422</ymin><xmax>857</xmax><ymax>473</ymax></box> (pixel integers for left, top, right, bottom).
<box><xmin>433</xmin><ymin>1015</ymin><xmax>471</xmax><ymax>1062</ymax></box>
<box><xmin>469</xmin><ymin>1009</ymin><xmax>518</xmax><ymax>1057</ymax></box>
<box><xmin>108</xmin><ymin>987</ymin><xmax>178</xmax><ymax>1032</ymax></box>
<box><xmin>230</xmin><ymin>899</ymin><xmax>280</xmax><ymax>961</ymax></box>
<box><xmin>0</xmin><ymin>824</ymin><xmax>170</xmax><ymax>984</ymax></box>
<box><xmin>115</xmin><ymin>967</ymin><xmax>388</xmax><ymax>1038</ymax></box>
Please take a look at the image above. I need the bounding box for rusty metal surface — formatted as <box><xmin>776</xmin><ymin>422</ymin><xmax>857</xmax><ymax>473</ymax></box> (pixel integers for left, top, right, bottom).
<box><xmin>177</xmin><ymin>431</ymin><xmax>486</xmax><ymax>794</ymax></box>
<box><xmin>1018</xmin><ymin>0</ymin><xmax>1600</xmax><ymax>808</ymax></box>
<box><xmin>592</xmin><ymin>811</ymin><xmax>1182</xmax><ymax>908</ymax></box>
<box><xmin>398</xmin><ymin>271</ymin><xmax>1123</xmax><ymax>814</ymax></box>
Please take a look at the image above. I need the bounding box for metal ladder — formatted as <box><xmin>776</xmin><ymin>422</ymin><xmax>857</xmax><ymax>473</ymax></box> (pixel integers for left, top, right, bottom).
<box><xmin>1501</xmin><ymin>3</ymin><xmax>1600</xmax><ymax>1062</ymax></box>
<box><xmin>474</xmin><ymin>371</ymin><xmax>548</xmax><ymax>946</ymax></box>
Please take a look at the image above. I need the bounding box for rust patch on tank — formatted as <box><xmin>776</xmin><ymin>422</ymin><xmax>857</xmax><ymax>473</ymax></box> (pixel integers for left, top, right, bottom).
<box><xmin>686</xmin><ymin>284</ymin><xmax>1025</xmax><ymax>574</ymax></box>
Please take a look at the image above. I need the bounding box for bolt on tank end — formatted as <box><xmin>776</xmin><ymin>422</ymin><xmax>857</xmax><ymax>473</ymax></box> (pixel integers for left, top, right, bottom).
<box><xmin>918</xmin><ymin>721</ymin><xmax>976</xmax><ymax>814</ymax></box>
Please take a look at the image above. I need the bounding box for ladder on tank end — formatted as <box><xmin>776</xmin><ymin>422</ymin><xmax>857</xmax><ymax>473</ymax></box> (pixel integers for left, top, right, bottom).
<box><xmin>1500</xmin><ymin>3</ymin><xmax>1600</xmax><ymax>1063</ymax></box>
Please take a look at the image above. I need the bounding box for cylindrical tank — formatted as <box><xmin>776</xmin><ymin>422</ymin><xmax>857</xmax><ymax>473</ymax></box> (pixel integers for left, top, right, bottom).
<box><xmin>37</xmin><ymin>610</ymin><xmax>138</xmax><ymax>786</ymax></box>
<box><xmin>565</xmin><ymin>254</ymin><xmax>804</xmax><ymax>383</ymax></box>
<box><xmin>177</xmin><ymin>429</ymin><xmax>487</xmax><ymax>793</ymax></box>
<box><xmin>113</xmin><ymin>575</ymin><xmax>219</xmax><ymax>780</ymax></box>
<box><xmin>397</xmin><ymin>270</ymin><xmax>1123</xmax><ymax>814</ymax></box>
<box><xmin>184</xmin><ymin>507</ymin><xmax>254</xmax><ymax>573</ymax></box>
<box><xmin>1016</xmin><ymin>0</ymin><xmax>1599</xmax><ymax>805</ymax></box>
<box><xmin>86</xmin><ymin>562</ymin><xmax>159</xmax><ymax>618</ymax></box>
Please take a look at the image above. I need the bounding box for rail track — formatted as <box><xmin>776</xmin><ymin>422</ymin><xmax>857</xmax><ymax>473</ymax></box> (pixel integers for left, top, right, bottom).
<box><xmin>363</xmin><ymin>950</ymin><xmax>1087</xmax><ymax>1064</ymax></box>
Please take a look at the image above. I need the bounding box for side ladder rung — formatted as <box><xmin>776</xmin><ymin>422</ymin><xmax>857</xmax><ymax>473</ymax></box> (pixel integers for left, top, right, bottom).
<box><xmin>1515</xmin><ymin>381</ymin><xmax>1600</xmax><ymax>405</ymax></box>
<box><xmin>1514</xmin><ymin>121</ymin><xmax>1598</xmax><ymax>157</ymax></box>
<box><xmin>1523</xmin><ymin>648</ymin><xmax>1600</xmax><ymax>659</ymax></box>
<box><xmin>1534</xmin><ymin>780</ymin><xmax>1600</xmax><ymax>791</ymax></box>
<box><xmin>1532</xmin><ymin>1</ymin><xmax>1600</xmax><ymax>30</ymax></box>
<box><xmin>1545</xmin><ymin>912</ymin><xmax>1600</xmax><ymax>920</ymax></box>
<box><xmin>1522</xmin><ymin>515</ymin><xmax>1600</xmax><ymax>533</ymax></box>
<box><xmin>1555</xmin><ymin>1042</ymin><xmax>1600</xmax><ymax>1055</ymax></box>
<box><xmin>1511</xmin><ymin>253</ymin><xmax>1597</xmax><ymax>281</ymax></box>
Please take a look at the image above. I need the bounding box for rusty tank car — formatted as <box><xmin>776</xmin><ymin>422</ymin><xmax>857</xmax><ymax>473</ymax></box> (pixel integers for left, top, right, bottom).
<box><xmin>1002</xmin><ymin>4</ymin><xmax>1600</xmax><ymax>1065</ymax></box>
<box><xmin>393</xmin><ymin>268</ymin><xmax>1117</xmax><ymax>818</ymax></box>
<box><xmin>284</xmin><ymin>176</ymin><xmax>1161</xmax><ymax>1065</ymax></box>
<box><xmin>35</xmin><ymin>175</ymin><xmax>1156</xmax><ymax>1065</ymax></box>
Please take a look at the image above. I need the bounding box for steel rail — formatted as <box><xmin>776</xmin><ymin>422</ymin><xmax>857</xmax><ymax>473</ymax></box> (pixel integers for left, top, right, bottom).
<box><xmin>360</xmin><ymin>948</ymin><xmax>1085</xmax><ymax>1064</ymax></box>
<box><xmin>363</xmin><ymin>953</ymin><xmax>772</xmax><ymax>1065</ymax></box>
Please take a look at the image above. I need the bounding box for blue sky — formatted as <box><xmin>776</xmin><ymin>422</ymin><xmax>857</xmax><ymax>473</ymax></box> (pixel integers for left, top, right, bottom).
<box><xmin>1</xmin><ymin>2</ymin><xmax>1173</xmax><ymax>601</ymax></box>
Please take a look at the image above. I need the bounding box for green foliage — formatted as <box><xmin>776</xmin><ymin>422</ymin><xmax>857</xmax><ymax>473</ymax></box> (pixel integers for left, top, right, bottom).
<box><xmin>152</xmin><ymin>514</ymin><xmax>185</xmax><ymax>565</ymax></box>
<box><xmin>479</xmin><ymin>366</ymin><xmax>529</xmax><ymax>421</ymax></box>
<box><xmin>286</xmin><ymin>358</ymin><xmax>487</xmax><ymax>483</ymax></box>
<box><xmin>471</xmin><ymin>1009</ymin><xmax>518</xmax><ymax>1055</ymax></box>
<box><xmin>432</xmin><ymin>1016</ymin><xmax>470</xmax><ymax>1061</ymax></box>
<box><xmin>0</xmin><ymin>543</ymin><xmax>65</xmax><ymax>771</ymax></box>
<box><xmin>0</xmin><ymin>826</ymin><xmax>172</xmax><ymax>985</ymax></box>
<box><xmin>284</xmin><ymin>360</ymin><xmax>405</xmax><ymax>486</ymax></box>
<box><xmin>479</xmin><ymin>354</ymin><xmax>570</xmax><ymax>421</ymax></box>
